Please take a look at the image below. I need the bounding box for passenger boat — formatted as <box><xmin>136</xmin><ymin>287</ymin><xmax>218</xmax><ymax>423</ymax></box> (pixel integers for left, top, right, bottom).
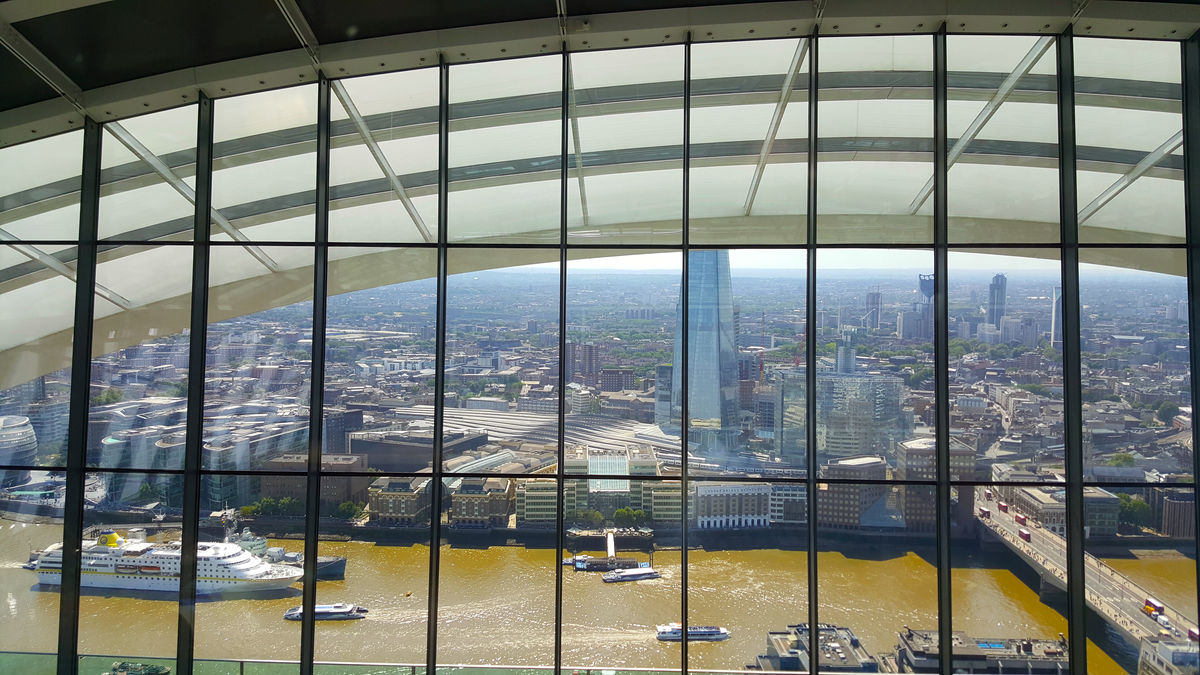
<box><xmin>655</xmin><ymin>622</ymin><xmax>731</xmax><ymax>641</ymax></box>
<box><xmin>283</xmin><ymin>603</ymin><xmax>369</xmax><ymax>621</ymax></box>
<box><xmin>601</xmin><ymin>567</ymin><xmax>660</xmax><ymax>583</ymax></box>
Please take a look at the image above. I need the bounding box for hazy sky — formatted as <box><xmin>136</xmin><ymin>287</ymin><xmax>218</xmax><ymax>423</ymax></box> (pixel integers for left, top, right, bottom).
<box><xmin>556</xmin><ymin>248</ymin><xmax>1064</xmax><ymax>271</ymax></box>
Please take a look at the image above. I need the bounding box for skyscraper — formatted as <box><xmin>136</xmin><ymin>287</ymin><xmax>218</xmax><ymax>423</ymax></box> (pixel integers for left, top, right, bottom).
<box><xmin>865</xmin><ymin>288</ymin><xmax>882</xmax><ymax>330</ymax></box>
<box><xmin>661</xmin><ymin>249</ymin><xmax>739</xmax><ymax>450</ymax></box>
<box><xmin>987</xmin><ymin>274</ymin><xmax>1007</xmax><ymax>328</ymax></box>
<box><xmin>1050</xmin><ymin>286</ymin><xmax>1063</xmax><ymax>349</ymax></box>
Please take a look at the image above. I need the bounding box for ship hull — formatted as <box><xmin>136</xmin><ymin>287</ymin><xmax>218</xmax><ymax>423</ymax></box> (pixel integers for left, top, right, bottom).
<box><xmin>37</xmin><ymin>569</ymin><xmax>301</xmax><ymax>594</ymax></box>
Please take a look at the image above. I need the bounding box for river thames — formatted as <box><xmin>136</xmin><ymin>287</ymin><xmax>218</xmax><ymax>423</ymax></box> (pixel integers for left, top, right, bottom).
<box><xmin>0</xmin><ymin>521</ymin><xmax>1193</xmax><ymax>673</ymax></box>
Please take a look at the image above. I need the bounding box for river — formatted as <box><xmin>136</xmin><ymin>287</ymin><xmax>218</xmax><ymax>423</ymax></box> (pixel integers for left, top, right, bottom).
<box><xmin>0</xmin><ymin>521</ymin><xmax>1192</xmax><ymax>673</ymax></box>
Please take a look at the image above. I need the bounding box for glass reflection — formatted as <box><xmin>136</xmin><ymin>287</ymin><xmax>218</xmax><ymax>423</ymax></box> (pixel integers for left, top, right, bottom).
<box><xmin>89</xmin><ymin>244</ymin><xmax>193</xmax><ymax>471</ymax></box>
<box><xmin>203</xmin><ymin>245</ymin><xmax>314</xmax><ymax>475</ymax></box>
<box><xmin>0</xmin><ymin>129</ymin><xmax>83</xmax><ymax>241</ymax></box>
<box><xmin>437</xmin><ymin>477</ymin><xmax>555</xmax><ymax>666</ymax></box>
<box><xmin>330</xmin><ymin>69</ymin><xmax>439</xmax><ymax>243</ymax></box>
<box><xmin>314</xmin><ymin>475</ymin><xmax>430</xmax><ymax>665</ymax></box>
<box><xmin>689</xmin><ymin>39</ymin><xmax>809</xmax><ymax>245</ymax></box>
<box><xmin>77</xmin><ymin>472</ymin><xmax>182</xmax><ymax>668</ymax></box>
<box><xmin>1074</xmin><ymin>39</ymin><xmax>1183</xmax><ymax>244</ymax></box>
<box><xmin>0</xmin><ymin>244</ymin><xmax>74</xmax><ymax>469</ymax></box>
<box><xmin>684</xmin><ymin>250</ymin><xmax>807</xmax><ymax>475</ymax></box>
<box><xmin>325</xmin><ymin>247</ymin><xmax>437</xmax><ymax>473</ymax></box>
<box><xmin>443</xmin><ymin>250</ymin><xmax>559</xmax><ymax>474</ymax></box>
<box><xmin>99</xmin><ymin>104</ymin><xmax>197</xmax><ymax>241</ymax></box>
<box><xmin>817</xmin><ymin>35</ymin><xmax>934</xmax><ymax>244</ymax></box>
<box><xmin>947</xmin><ymin>36</ymin><xmax>1058</xmax><ymax>244</ymax></box>
<box><xmin>1079</xmin><ymin>250</ymin><xmax>1190</xmax><ymax>483</ymax></box>
<box><xmin>568</xmin><ymin>45</ymin><xmax>684</xmax><ymax>245</ymax></box>
<box><xmin>815</xmin><ymin>249</ymin><xmax>933</xmax><ymax>469</ymax></box>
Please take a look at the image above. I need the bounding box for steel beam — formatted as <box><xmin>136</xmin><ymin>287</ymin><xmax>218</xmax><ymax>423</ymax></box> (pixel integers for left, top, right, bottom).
<box><xmin>743</xmin><ymin>37</ymin><xmax>809</xmax><ymax>216</ymax></box>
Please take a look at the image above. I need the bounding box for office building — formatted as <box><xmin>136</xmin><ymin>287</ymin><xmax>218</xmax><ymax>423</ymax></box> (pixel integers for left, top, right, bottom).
<box><xmin>988</xmin><ymin>274</ymin><xmax>1007</xmax><ymax>329</ymax></box>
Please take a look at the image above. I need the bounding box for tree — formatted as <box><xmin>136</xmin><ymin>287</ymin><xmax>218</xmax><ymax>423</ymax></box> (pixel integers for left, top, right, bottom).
<box><xmin>1107</xmin><ymin>452</ymin><xmax>1136</xmax><ymax>468</ymax></box>
<box><xmin>91</xmin><ymin>388</ymin><xmax>124</xmax><ymax>406</ymax></box>
<box><xmin>336</xmin><ymin>501</ymin><xmax>363</xmax><ymax>520</ymax></box>
<box><xmin>613</xmin><ymin>507</ymin><xmax>634</xmax><ymax>527</ymax></box>
<box><xmin>1157</xmin><ymin>401</ymin><xmax>1181</xmax><ymax>424</ymax></box>
<box><xmin>1117</xmin><ymin>493</ymin><xmax>1153</xmax><ymax>528</ymax></box>
<box><xmin>240</xmin><ymin>504</ymin><xmax>260</xmax><ymax>517</ymax></box>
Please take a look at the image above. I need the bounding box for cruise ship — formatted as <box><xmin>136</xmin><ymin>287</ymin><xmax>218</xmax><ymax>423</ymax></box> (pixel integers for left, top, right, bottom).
<box><xmin>34</xmin><ymin>531</ymin><xmax>303</xmax><ymax>594</ymax></box>
<box><xmin>655</xmin><ymin>623</ymin><xmax>731</xmax><ymax>641</ymax></box>
<box><xmin>601</xmin><ymin>567</ymin><xmax>661</xmax><ymax>583</ymax></box>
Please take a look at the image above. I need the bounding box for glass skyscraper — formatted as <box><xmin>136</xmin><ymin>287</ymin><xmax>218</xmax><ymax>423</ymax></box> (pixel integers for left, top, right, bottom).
<box><xmin>664</xmin><ymin>250</ymin><xmax>739</xmax><ymax>451</ymax></box>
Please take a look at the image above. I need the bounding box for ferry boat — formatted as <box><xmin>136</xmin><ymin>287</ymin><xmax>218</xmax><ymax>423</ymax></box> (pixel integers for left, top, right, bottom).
<box><xmin>33</xmin><ymin>530</ymin><xmax>302</xmax><ymax>594</ymax></box>
<box><xmin>655</xmin><ymin>623</ymin><xmax>731</xmax><ymax>641</ymax></box>
<box><xmin>283</xmin><ymin>603</ymin><xmax>368</xmax><ymax>621</ymax></box>
<box><xmin>601</xmin><ymin>567</ymin><xmax>660</xmax><ymax>583</ymax></box>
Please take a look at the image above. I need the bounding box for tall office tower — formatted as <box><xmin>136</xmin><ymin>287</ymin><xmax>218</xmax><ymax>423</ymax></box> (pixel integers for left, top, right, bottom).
<box><xmin>1050</xmin><ymin>286</ymin><xmax>1063</xmax><ymax>349</ymax></box>
<box><xmin>835</xmin><ymin>340</ymin><xmax>856</xmax><ymax>374</ymax></box>
<box><xmin>987</xmin><ymin>274</ymin><xmax>1007</xmax><ymax>328</ymax></box>
<box><xmin>865</xmin><ymin>288</ymin><xmax>882</xmax><ymax>330</ymax></box>
<box><xmin>773</xmin><ymin>367</ymin><xmax>806</xmax><ymax>466</ymax></box>
<box><xmin>667</xmin><ymin>249</ymin><xmax>739</xmax><ymax>450</ymax></box>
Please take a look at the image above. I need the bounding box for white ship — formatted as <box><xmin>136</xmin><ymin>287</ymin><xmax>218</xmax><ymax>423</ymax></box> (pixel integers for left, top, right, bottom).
<box><xmin>655</xmin><ymin>623</ymin><xmax>731</xmax><ymax>641</ymax></box>
<box><xmin>34</xmin><ymin>530</ymin><xmax>303</xmax><ymax>594</ymax></box>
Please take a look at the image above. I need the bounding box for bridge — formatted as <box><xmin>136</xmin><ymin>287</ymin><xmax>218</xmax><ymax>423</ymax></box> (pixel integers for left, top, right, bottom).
<box><xmin>975</xmin><ymin>487</ymin><xmax>1197</xmax><ymax>646</ymax></box>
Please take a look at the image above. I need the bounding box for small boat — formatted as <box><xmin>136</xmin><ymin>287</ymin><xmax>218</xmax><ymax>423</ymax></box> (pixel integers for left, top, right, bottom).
<box><xmin>601</xmin><ymin>567</ymin><xmax>660</xmax><ymax>583</ymax></box>
<box><xmin>655</xmin><ymin>622</ymin><xmax>731</xmax><ymax>641</ymax></box>
<box><xmin>283</xmin><ymin>603</ymin><xmax>368</xmax><ymax>621</ymax></box>
<box><xmin>104</xmin><ymin>662</ymin><xmax>172</xmax><ymax>675</ymax></box>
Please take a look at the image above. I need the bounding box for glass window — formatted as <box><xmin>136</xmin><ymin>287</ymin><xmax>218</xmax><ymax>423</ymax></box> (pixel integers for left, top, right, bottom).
<box><xmin>88</xmin><ymin>244</ymin><xmax>193</xmax><ymax>470</ymax></box>
<box><xmin>212</xmin><ymin>85</ymin><xmax>317</xmax><ymax>242</ymax></box>
<box><xmin>815</xmin><ymin>248</ymin><xmax>934</xmax><ymax>469</ymax></box>
<box><xmin>77</xmin><ymin>472</ymin><xmax>182</xmax><ymax>672</ymax></box>
<box><xmin>0</xmin><ymin>130</ymin><xmax>83</xmax><ymax>242</ymax></box>
<box><xmin>1079</xmin><ymin>249</ymin><xmax>1190</xmax><ymax>483</ymax></box>
<box><xmin>203</xmin><ymin>245</ymin><xmax>314</xmax><ymax>473</ymax></box>
<box><xmin>324</xmin><ymin>246</ymin><xmax>437</xmax><ymax>472</ymax></box>
<box><xmin>688</xmin><ymin>478</ymin><xmax>805</xmax><ymax>671</ymax></box>
<box><xmin>561</xmin><ymin>477</ymin><xmax>681</xmax><ymax>668</ymax></box>
<box><xmin>437</xmin><ymin>477</ymin><xmax>556</xmax><ymax>666</ymax></box>
<box><xmin>449</xmin><ymin>55</ymin><xmax>562</xmax><ymax>244</ymax></box>
<box><xmin>817</xmin><ymin>36</ymin><xmax>934</xmax><ymax>244</ymax></box>
<box><xmin>947</xmin><ymin>36</ymin><xmax>1059</xmax><ymax>244</ymax></box>
<box><xmin>330</xmin><ymin>69</ymin><xmax>439</xmax><ymax>244</ymax></box>
<box><xmin>0</xmin><ymin>243</ymin><xmax>75</xmax><ymax>468</ymax></box>
<box><xmin>948</xmin><ymin>250</ymin><xmax>1063</xmax><ymax>483</ymax></box>
<box><xmin>568</xmin><ymin>46</ymin><xmax>684</xmax><ymax>245</ymax></box>
<box><xmin>689</xmin><ymin>39</ymin><xmax>809</xmax><ymax>245</ymax></box>
<box><xmin>565</xmin><ymin>250</ymin><xmax>681</xmax><ymax>473</ymax></box>
<box><xmin>99</xmin><ymin>105</ymin><xmax>197</xmax><ymax>241</ymax></box>
<box><xmin>1074</xmin><ymin>39</ymin><xmax>1183</xmax><ymax>244</ymax></box>
<box><xmin>443</xmin><ymin>249</ymin><xmax>559</xmax><ymax>474</ymax></box>
<box><xmin>194</xmin><ymin>474</ymin><xmax>306</xmax><ymax>662</ymax></box>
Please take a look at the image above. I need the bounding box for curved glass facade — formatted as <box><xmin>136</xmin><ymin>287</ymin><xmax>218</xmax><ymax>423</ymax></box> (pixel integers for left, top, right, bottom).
<box><xmin>0</xmin><ymin>30</ymin><xmax>1197</xmax><ymax>675</ymax></box>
